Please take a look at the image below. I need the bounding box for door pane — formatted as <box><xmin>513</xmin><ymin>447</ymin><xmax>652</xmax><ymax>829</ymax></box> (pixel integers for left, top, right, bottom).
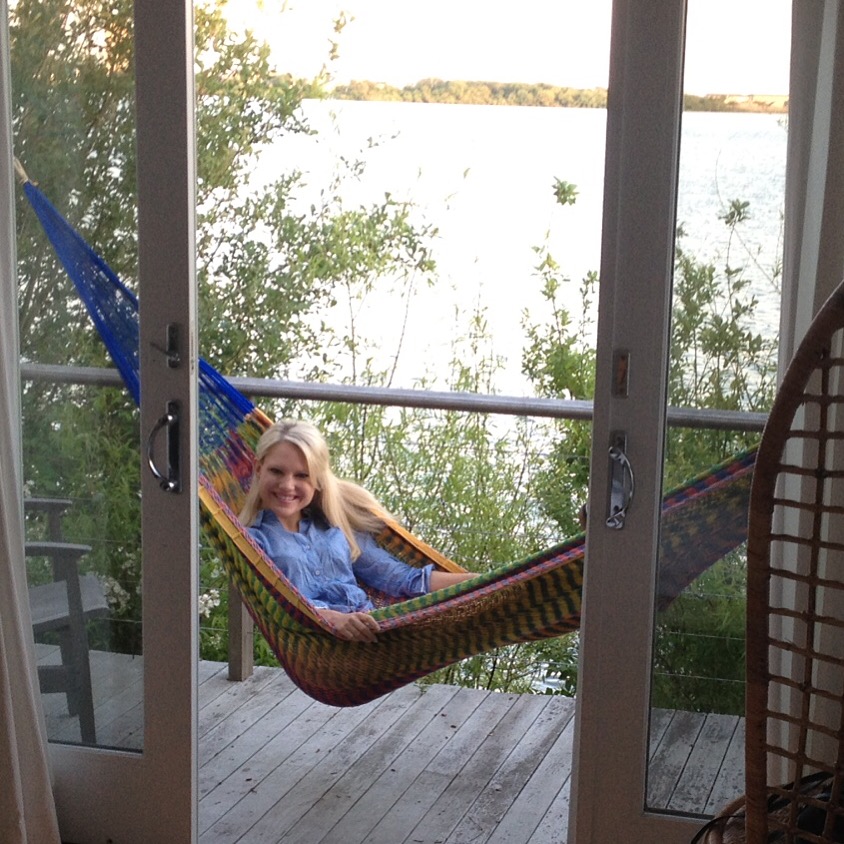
<box><xmin>12</xmin><ymin>1</ymin><xmax>144</xmax><ymax>751</ymax></box>
<box><xmin>203</xmin><ymin>3</ymin><xmax>610</xmax><ymax>840</ymax></box>
<box><xmin>646</xmin><ymin>0</ymin><xmax>790</xmax><ymax>817</ymax></box>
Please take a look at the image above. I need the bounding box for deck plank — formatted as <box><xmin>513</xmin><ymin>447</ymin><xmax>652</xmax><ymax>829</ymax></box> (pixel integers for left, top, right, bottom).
<box><xmin>647</xmin><ymin>709</ymin><xmax>705</xmax><ymax>810</ymax></box>
<box><xmin>200</xmin><ymin>694</ymin><xmax>356</xmax><ymax>839</ymax></box>
<box><xmin>445</xmin><ymin>694</ymin><xmax>573</xmax><ymax>843</ymax></box>
<box><xmin>705</xmin><ymin>717</ymin><xmax>745</xmax><ymax>815</ymax></box>
<box><xmin>318</xmin><ymin>684</ymin><xmax>490</xmax><ymax>844</ymax></box>
<box><xmin>36</xmin><ymin>651</ymin><xmax>744</xmax><ymax>841</ymax></box>
<box><xmin>530</xmin><ymin>771</ymin><xmax>572</xmax><ymax>844</ymax></box>
<box><xmin>201</xmin><ymin>682</ymin><xmax>426</xmax><ymax>843</ymax></box>
<box><xmin>199</xmin><ymin>670</ymin><xmax>302</xmax><ymax>793</ymax></box>
<box><xmin>669</xmin><ymin>713</ymin><xmax>740</xmax><ymax>814</ymax></box>
<box><xmin>485</xmin><ymin>696</ymin><xmax>576</xmax><ymax>844</ymax></box>
<box><xmin>199</xmin><ymin>672</ymin><xmax>290</xmax><ymax>730</ymax></box>
<box><xmin>364</xmin><ymin>687</ymin><xmax>516</xmax><ymax>844</ymax></box>
<box><xmin>406</xmin><ymin>693</ymin><xmax>546</xmax><ymax>844</ymax></box>
<box><xmin>649</xmin><ymin>707</ymin><xmax>674</xmax><ymax>755</ymax></box>
<box><xmin>38</xmin><ymin>645</ymin><xmax>145</xmax><ymax>747</ymax></box>
<box><xmin>273</xmin><ymin>684</ymin><xmax>463</xmax><ymax>844</ymax></box>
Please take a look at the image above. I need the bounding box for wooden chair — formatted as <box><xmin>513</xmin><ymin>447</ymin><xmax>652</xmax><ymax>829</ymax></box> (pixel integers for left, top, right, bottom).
<box><xmin>694</xmin><ymin>283</ymin><xmax>844</xmax><ymax>843</ymax></box>
<box><xmin>25</xmin><ymin>497</ymin><xmax>110</xmax><ymax>745</ymax></box>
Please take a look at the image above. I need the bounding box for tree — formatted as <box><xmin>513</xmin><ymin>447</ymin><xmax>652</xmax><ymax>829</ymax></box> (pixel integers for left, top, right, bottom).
<box><xmin>325</xmin><ymin>357</ymin><xmax>567</xmax><ymax>695</ymax></box>
<box><xmin>521</xmin><ymin>180</ymin><xmax>596</xmax><ymax>538</ymax></box>
<box><xmin>521</xmin><ymin>181</ymin><xmax>779</xmax><ymax>709</ymax></box>
<box><xmin>12</xmin><ymin>0</ymin><xmax>440</xmax><ymax>654</ymax></box>
<box><xmin>650</xmin><ymin>204</ymin><xmax>778</xmax><ymax>714</ymax></box>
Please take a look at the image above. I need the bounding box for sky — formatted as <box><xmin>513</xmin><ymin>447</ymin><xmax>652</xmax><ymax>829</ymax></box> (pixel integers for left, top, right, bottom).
<box><xmin>228</xmin><ymin>0</ymin><xmax>792</xmax><ymax>96</ymax></box>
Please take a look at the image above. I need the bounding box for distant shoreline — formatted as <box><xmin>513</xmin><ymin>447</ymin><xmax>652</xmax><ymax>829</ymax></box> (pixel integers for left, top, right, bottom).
<box><xmin>329</xmin><ymin>79</ymin><xmax>789</xmax><ymax>114</ymax></box>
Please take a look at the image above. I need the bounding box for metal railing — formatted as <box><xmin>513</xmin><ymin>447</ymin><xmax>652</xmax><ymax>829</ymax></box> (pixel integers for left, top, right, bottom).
<box><xmin>21</xmin><ymin>361</ymin><xmax>768</xmax><ymax>679</ymax></box>
<box><xmin>21</xmin><ymin>362</ymin><xmax>769</xmax><ymax>431</ymax></box>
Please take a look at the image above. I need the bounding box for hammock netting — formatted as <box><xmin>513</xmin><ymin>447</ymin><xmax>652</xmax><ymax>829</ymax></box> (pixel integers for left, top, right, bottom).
<box><xmin>23</xmin><ymin>179</ymin><xmax>757</xmax><ymax>707</ymax></box>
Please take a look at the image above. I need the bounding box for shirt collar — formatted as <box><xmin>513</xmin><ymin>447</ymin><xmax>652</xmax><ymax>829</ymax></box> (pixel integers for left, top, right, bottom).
<box><xmin>254</xmin><ymin>508</ymin><xmax>313</xmax><ymax>533</ymax></box>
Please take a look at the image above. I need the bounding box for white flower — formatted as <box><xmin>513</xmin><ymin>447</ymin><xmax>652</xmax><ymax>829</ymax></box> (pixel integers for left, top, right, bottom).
<box><xmin>102</xmin><ymin>576</ymin><xmax>132</xmax><ymax>613</ymax></box>
<box><xmin>198</xmin><ymin>588</ymin><xmax>221</xmax><ymax>618</ymax></box>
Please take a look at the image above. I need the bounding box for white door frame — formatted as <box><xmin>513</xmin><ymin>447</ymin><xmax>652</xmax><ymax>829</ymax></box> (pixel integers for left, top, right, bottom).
<box><xmin>43</xmin><ymin>1</ymin><xmax>199</xmax><ymax>840</ymax></box>
<box><xmin>569</xmin><ymin>1</ymin><xmax>701</xmax><ymax>840</ymax></box>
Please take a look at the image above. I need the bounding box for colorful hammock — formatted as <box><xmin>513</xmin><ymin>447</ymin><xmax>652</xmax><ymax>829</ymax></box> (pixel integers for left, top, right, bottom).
<box><xmin>21</xmin><ymin>177</ymin><xmax>757</xmax><ymax>706</ymax></box>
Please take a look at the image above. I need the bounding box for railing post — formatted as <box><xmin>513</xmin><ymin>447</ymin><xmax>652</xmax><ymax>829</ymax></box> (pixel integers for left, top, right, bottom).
<box><xmin>227</xmin><ymin>580</ymin><xmax>253</xmax><ymax>680</ymax></box>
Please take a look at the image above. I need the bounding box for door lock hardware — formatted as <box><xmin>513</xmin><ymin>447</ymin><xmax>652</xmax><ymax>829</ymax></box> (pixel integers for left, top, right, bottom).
<box><xmin>606</xmin><ymin>431</ymin><xmax>634</xmax><ymax>529</ymax></box>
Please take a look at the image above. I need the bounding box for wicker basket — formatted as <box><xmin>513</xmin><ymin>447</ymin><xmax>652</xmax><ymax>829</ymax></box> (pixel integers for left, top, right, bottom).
<box><xmin>691</xmin><ymin>793</ymin><xmax>748</xmax><ymax>843</ymax></box>
<box><xmin>691</xmin><ymin>773</ymin><xmax>841</xmax><ymax>843</ymax></box>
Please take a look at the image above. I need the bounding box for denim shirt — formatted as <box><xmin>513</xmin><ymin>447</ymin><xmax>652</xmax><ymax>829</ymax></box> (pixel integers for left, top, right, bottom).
<box><xmin>248</xmin><ymin>509</ymin><xmax>432</xmax><ymax>611</ymax></box>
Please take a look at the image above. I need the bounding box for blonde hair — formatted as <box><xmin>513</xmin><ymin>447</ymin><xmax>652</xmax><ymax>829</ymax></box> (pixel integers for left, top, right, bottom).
<box><xmin>239</xmin><ymin>419</ymin><xmax>388</xmax><ymax>559</ymax></box>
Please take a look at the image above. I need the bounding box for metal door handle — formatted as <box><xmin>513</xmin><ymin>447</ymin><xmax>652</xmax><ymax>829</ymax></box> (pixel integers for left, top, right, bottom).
<box><xmin>147</xmin><ymin>400</ymin><xmax>181</xmax><ymax>492</ymax></box>
<box><xmin>606</xmin><ymin>434</ymin><xmax>634</xmax><ymax>529</ymax></box>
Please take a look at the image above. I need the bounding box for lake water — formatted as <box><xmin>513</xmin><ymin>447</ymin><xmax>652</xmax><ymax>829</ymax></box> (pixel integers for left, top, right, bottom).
<box><xmin>260</xmin><ymin>99</ymin><xmax>787</xmax><ymax>395</ymax></box>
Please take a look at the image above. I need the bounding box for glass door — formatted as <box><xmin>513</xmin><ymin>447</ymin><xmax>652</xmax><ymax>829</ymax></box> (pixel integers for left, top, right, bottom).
<box><xmin>570</xmin><ymin>1</ymin><xmax>789</xmax><ymax>841</ymax></box>
<box><xmin>10</xmin><ymin>0</ymin><xmax>198</xmax><ymax>839</ymax></box>
<box><xmin>570</xmin><ymin>1</ymin><xmax>697</xmax><ymax>841</ymax></box>
<box><xmin>646</xmin><ymin>0</ymin><xmax>788</xmax><ymax>825</ymax></box>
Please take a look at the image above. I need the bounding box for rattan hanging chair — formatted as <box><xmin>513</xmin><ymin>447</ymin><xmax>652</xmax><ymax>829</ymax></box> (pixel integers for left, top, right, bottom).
<box><xmin>693</xmin><ymin>280</ymin><xmax>844</xmax><ymax>844</ymax></box>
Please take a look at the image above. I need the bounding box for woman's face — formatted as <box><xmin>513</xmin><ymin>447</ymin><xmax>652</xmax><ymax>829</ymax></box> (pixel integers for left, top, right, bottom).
<box><xmin>256</xmin><ymin>441</ymin><xmax>316</xmax><ymax>531</ymax></box>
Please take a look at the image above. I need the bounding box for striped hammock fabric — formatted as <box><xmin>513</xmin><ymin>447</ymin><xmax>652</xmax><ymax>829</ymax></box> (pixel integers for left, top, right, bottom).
<box><xmin>22</xmin><ymin>178</ymin><xmax>756</xmax><ymax>706</ymax></box>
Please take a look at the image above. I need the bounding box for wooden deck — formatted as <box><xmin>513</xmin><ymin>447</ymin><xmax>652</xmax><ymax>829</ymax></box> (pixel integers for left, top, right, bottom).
<box><xmin>39</xmin><ymin>649</ymin><xmax>744</xmax><ymax>843</ymax></box>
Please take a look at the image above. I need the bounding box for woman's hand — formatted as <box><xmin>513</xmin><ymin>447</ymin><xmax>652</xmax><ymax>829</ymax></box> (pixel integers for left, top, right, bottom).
<box><xmin>317</xmin><ymin>608</ymin><xmax>380</xmax><ymax>643</ymax></box>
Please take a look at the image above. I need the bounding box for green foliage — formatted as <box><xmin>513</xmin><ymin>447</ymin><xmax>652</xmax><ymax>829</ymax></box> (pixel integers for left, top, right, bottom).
<box><xmin>665</xmin><ymin>208</ymin><xmax>778</xmax><ymax>485</ymax></box>
<box><xmin>552</xmin><ymin>179</ymin><xmax>578</xmax><ymax>207</ymax></box>
<box><xmin>12</xmin><ymin>0</ymin><xmax>137</xmax><ymax>364</ymax></box>
<box><xmin>418</xmin><ymin>628</ymin><xmax>581</xmax><ymax>695</ymax></box>
<box><xmin>324</xmin><ymin>330</ymin><xmax>552</xmax><ymax>564</ymax></box>
<box><xmin>651</xmin><ymin>552</ymin><xmax>746</xmax><ymax>713</ymax></box>
<box><xmin>521</xmin><ymin>182</ymin><xmax>779</xmax><ymax>710</ymax></box>
<box><xmin>12</xmin><ymin>0</ymin><xmax>441</xmax><ymax>658</ymax></box>
<box><xmin>332</xmin><ymin>78</ymin><xmax>609</xmax><ymax>109</ymax></box>
<box><xmin>649</xmin><ymin>205</ymin><xmax>778</xmax><ymax>714</ymax></box>
<box><xmin>328</xmin><ymin>311</ymin><xmax>569</xmax><ymax>692</ymax></box>
<box><xmin>521</xmin><ymin>192</ymin><xmax>597</xmax><ymax>538</ymax></box>
<box><xmin>21</xmin><ymin>382</ymin><xmax>142</xmax><ymax>653</ymax></box>
<box><xmin>331</xmin><ymin>79</ymin><xmax>784</xmax><ymax>113</ymax></box>
<box><xmin>194</xmin><ymin>296</ymin><xmax>565</xmax><ymax>682</ymax></box>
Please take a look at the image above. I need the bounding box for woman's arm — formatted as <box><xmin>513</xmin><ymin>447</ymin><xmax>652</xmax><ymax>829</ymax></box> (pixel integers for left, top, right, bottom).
<box><xmin>353</xmin><ymin>532</ymin><xmax>476</xmax><ymax>598</ymax></box>
<box><xmin>429</xmin><ymin>570</ymin><xmax>476</xmax><ymax>591</ymax></box>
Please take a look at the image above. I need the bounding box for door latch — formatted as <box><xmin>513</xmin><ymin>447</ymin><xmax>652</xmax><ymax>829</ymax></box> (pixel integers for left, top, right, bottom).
<box><xmin>606</xmin><ymin>431</ymin><xmax>634</xmax><ymax>529</ymax></box>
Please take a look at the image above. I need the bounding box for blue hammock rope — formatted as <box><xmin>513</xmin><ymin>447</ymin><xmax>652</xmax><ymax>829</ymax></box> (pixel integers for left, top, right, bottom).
<box><xmin>23</xmin><ymin>180</ymin><xmax>259</xmax><ymax>497</ymax></box>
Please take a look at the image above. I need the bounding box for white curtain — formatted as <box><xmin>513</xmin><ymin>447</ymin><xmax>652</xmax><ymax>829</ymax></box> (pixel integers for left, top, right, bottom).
<box><xmin>0</xmin><ymin>3</ymin><xmax>61</xmax><ymax>842</ymax></box>
<box><xmin>781</xmin><ymin>0</ymin><xmax>844</xmax><ymax>358</ymax></box>
<box><xmin>771</xmin><ymin>0</ymin><xmax>844</xmax><ymax>782</ymax></box>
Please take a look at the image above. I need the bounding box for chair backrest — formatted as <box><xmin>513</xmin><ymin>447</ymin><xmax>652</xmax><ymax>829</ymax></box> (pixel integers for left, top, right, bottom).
<box><xmin>744</xmin><ymin>282</ymin><xmax>844</xmax><ymax>843</ymax></box>
<box><xmin>24</xmin><ymin>497</ymin><xmax>109</xmax><ymax>745</ymax></box>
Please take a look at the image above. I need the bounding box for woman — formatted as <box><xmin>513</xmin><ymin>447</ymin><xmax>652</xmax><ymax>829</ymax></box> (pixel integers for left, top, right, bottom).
<box><xmin>239</xmin><ymin>419</ymin><xmax>474</xmax><ymax>642</ymax></box>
